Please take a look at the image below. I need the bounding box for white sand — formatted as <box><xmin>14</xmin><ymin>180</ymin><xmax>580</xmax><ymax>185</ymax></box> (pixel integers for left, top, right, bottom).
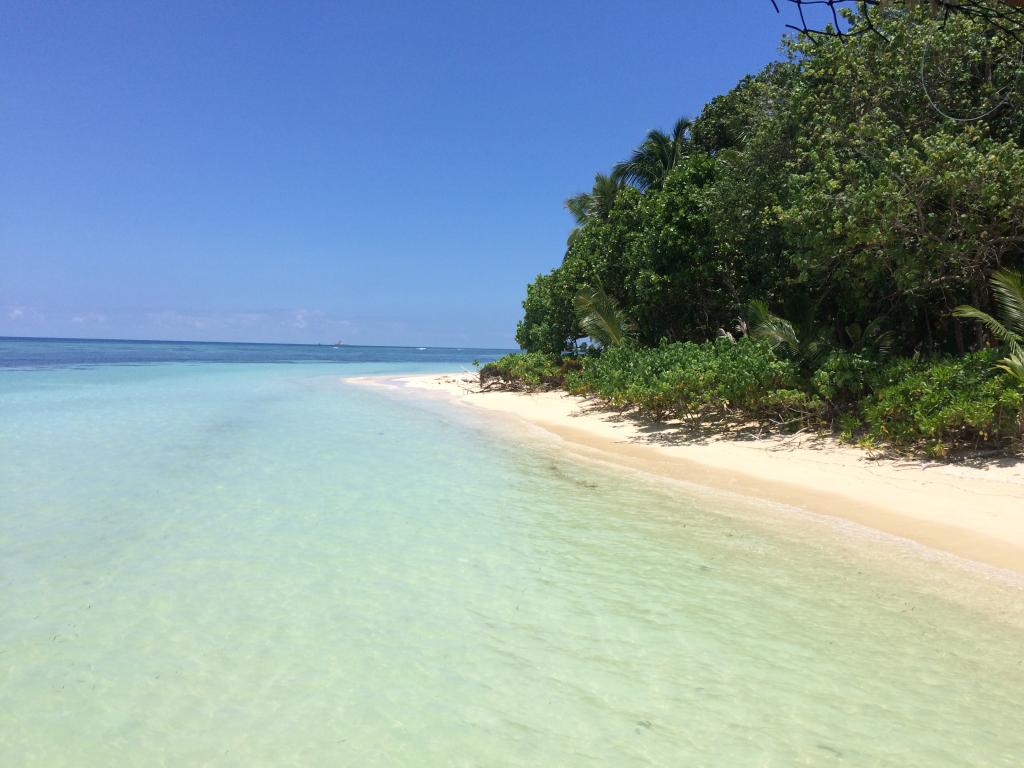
<box><xmin>348</xmin><ymin>372</ymin><xmax>1024</xmax><ymax>575</ymax></box>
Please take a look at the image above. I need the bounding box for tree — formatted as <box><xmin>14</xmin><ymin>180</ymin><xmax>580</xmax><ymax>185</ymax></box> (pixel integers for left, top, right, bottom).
<box><xmin>564</xmin><ymin>173</ymin><xmax>623</xmax><ymax>245</ymax></box>
<box><xmin>515</xmin><ymin>270</ymin><xmax>578</xmax><ymax>353</ymax></box>
<box><xmin>612</xmin><ymin>117</ymin><xmax>693</xmax><ymax>191</ymax></box>
<box><xmin>516</xmin><ymin>6</ymin><xmax>1023</xmax><ymax>359</ymax></box>
<box><xmin>780</xmin><ymin>10</ymin><xmax>1024</xmax><ymax>351</ymax></box>
<box><xmin>565</xmin><ymin>174</ymin><xmax>622</xmax><ymax>225</ymax></box>
<box><xmin>770</xmin><ymin>1</ymin><xmax>1024</xmax><ymax>45</ymax></box>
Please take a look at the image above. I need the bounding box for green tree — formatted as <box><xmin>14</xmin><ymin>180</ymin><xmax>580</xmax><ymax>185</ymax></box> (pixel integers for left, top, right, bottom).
<box><xmin>565</xmin><ymin>173</ymin><xmax>622</xmax><ymax>226</ymax></box>
<box><xmin>517</xmin><ymin>5</ymin><xmax>1024</xmax><ymax>360</ymax></box>
<box><xmin>564</xmin><ymin>173</ymin><xmax>623</xmax><ymax>245</ymax></box>
<box><xmin>613</xmin><ymin>117</ymin><xmax>693</xmax><ymax>191</ymax></box>
<box><xmin>781</xmin><ymin>8</ymin><xmax>1024</xmax><ymax>351</ymax></box>
<box><xmin>515</xmin><ymin>270</ymin><xmax>578</xmax><ymax>353</ymax></box>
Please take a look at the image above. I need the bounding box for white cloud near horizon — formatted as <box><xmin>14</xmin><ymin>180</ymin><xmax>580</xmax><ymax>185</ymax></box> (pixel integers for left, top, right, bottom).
<box><xmin>71</xmin><ymin>312</ymin><xmax>107</xmax><ymax>325</ymax></box>
<box><xmin>5</xmin><ymin>306</ymin><xmax>46</xmax><ymax>323</ymax></box>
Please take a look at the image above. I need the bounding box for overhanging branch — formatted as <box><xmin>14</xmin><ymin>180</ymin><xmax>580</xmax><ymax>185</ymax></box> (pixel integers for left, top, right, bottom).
<box><xmin>771</xmin><ymin>1</ymin><xmax>1024</xmax><ymax>44</ymax></box>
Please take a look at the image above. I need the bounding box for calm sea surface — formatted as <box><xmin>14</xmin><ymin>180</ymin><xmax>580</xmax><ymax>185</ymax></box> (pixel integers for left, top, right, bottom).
<box><xmin>1</xmin><ymin>337</ymin><xmax>1022</xmax><ymax>766</ymax></box>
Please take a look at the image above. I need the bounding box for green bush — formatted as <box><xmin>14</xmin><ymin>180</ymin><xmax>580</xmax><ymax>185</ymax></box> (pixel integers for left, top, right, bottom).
<box><xmin>566</xmin><ymin>338</ymin><xmax>823</xmax><ymax>428</ymax></box>
<box><xmin>857</xmin><ymin>351</ymin><xmax>1023</xmax><ymax>457</ymax></box>
<box><xmin>484</xmin><ymin>347</ymin><xmax>1024</xmax><ymax>457</ymax></box>
<box><xmin>478</xmin><ymin>352</ymin><xmax>571</xmax><ymax>390</ymax></box>
<box><xmin>812</xmin><ymin>350</ymin><xmax>882</xmax><ymax>406</ymax></box>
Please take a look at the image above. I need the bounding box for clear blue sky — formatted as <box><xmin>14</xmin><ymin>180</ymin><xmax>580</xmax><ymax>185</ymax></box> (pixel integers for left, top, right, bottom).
<box><xmin>2</xmin><ymin>1</ymin><xmax>793</xmax><ymax>347</ymax></box>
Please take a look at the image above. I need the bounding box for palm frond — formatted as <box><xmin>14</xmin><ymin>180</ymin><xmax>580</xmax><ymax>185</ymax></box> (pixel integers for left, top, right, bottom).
<box><xmin>868</xmin><ymin>326</ymin><xmax>897</xmax><ymax>359</ymax></box>
<box><xmin>574</xmin><ymin>285</ymin><xmax>635</xmax><ymax>348</ymax></box>
<box><xmin>671</xmin><ymin>117</ymin><xmax>693</xmax><ymax>145</ymax></box>
<box><xmin>802</xmin><ymin>330</ymin><xmax>833</xmax><ymax>371</ymax></box>
<box><xmin>612</xmin><ymin>117</ymin><xmax>692</xmax><ymax>191</ymax></box>
<box><xmin>989</xmin><ymin>269</ymin><xmax>1024</xmax><ymax>340</ymax></box>
<box><xmin>953</xmin><ymin>269</ymin><xmax>1024</xmax><ymax>356</ymax></box>
<box><xmin>748</xmin><ymin>300</ymin><xmax>800</xmax><ymax>358</ymax></box>
<box><xmin>846</xmin><ymin>319</ymin><xmax>896</xmax><ymax>358</ymax></box>
<box><xmin>564</xmin><ymin>193</ymin><xmax>591</xmax><ymax>225</ymax></box>
<box><xmin>954</xmin><ymin>271</ymin><xmax>1024</xmax><ymax>385</ymax></box>
<box><xmin>589</xmin><ymin>173</ymin><xmax>621</xmax><ymax>222</ymax></box>
<box><xmin>670</xmin><ymin>117</ymin><xmax>693</xmax><ymax>166</ymax></box>
<box><xmin>995</xmin><ymin>349</ymin><xmax>1024</xmax><ymax>386</ymax></box>
<box><xmin>565</xmin><ymin>174</ymin><xmax>622</xmax><ymax>226</ymax></box>
<box><xmin>953</xmin><ymin>305</ymin><xmax>1022</xmax><ymax>351</ymax></box>
<box><xmin>845</xmin><ymin>322</ymin><xmax>864</xmax><ymax>349</ymax></box>
<box><xmin>746</xmin><ymin>300</ymin><xmax>772</xmax><ymax>329</ymax></box>
<box><xmin>612</xmin><ymin>148</ymin><xmax>660</xmax><ymax>191</ymax></box>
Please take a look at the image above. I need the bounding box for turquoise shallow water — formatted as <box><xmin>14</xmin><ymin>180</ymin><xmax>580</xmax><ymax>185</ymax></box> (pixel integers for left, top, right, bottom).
<box><xmin>1</xmin><ymin>340</ymin><xmax>1023</xmax><ymax>766</ymax></box>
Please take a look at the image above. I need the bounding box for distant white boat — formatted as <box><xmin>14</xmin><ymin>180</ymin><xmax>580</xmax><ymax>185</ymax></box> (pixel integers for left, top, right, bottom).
<box><xmin>417</xmin><ymin>347</ymin><xmax>427</xmax><ymax>351</ymax></box>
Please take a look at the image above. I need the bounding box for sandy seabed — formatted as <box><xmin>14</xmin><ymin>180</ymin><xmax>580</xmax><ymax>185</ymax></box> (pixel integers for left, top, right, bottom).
<box><xmin>348</xmin><ymin>372</ymin><xmax>1024</xmax><ymax>577</ymax></box>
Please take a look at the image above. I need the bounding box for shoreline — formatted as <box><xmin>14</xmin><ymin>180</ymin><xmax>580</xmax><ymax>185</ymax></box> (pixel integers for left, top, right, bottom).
<box><xmin>347</xmin><ymin>371</ymin><xmax>1024</xmax><ymax>577</ymax></box>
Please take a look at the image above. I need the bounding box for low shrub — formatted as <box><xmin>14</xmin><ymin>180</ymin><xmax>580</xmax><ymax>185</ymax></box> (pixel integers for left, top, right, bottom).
<box><xmin>857</xmin><ymin>350</ymin><xmax>1023</xmax><ymax>457</ymax></box>
<box><xmin>484</xmin><ymin>346</ymin><xmax>1024</xmax><ymax>456</ymax></box>
<box><xmin>478</xmin><ymin>352</ymin><xmax>572</xmax><ymax>390</ymax></box>
<box><xmin>812</xmin><ymin>350</ymin><xmax>882</xmax><ymax>407</ymax></box>
<box><xmin>566</xmin><ymin>338</ymin><xmax>823</xmax><ymax>428</ymax></box>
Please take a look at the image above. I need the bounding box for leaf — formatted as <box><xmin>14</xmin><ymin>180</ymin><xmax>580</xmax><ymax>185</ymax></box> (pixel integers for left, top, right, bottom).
<box><xmin>748</xmin><ymin>300</ymin><xmax>800</xmax><ymax>358</ymax></box>
<box><xmin>995</xmin><ymin>350</ymin><xmax>1024</xmax><ymax>386</ymax></box>
<box><xmin>574</xmin><ymin>285</ymin><xmax>636</xmax><ymax>348</ymax></box>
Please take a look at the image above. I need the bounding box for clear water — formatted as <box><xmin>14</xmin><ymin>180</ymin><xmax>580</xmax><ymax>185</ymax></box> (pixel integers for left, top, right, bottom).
<box><xmin>1</xmin><ymin>338</ymin><xmax>1022</xmax><ymax>766</ymax></box>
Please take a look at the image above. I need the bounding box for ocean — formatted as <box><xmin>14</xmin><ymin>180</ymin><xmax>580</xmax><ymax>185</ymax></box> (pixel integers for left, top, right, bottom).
<box><xmin>1</xmin><ymin>337</ymin><xmax>1022</xmax><ymax>766</ymax></box>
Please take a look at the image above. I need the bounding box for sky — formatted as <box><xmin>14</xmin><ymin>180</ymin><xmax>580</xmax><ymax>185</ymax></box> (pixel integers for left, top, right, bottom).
<box><xmin>1</xmin><ymin>1</ymin><xmax>796</xmax><ymax>347</ymax></box>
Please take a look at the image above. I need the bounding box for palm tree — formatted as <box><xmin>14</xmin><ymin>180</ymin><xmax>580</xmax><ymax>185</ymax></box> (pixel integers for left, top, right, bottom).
<box><xmin>565</xmin><ymin>173</ymin><xmax>621</xmax><ymax>225</ymax></box>
<box><xmin>565</xmin><ymin>173</ymin><xmax>622</xmax><ymax>245</ymax></box>
<box><xmin>747</xmin><ymin>300</ymin><xmax>831</xmax><ymax>372</ymax></box>
<box><xmin>574</xmin><ymin>284</ymin><xmax>635</xmax><ymax>348</ymax></box>
<box><xmin>612</xmin><ymin>117</ymin><xmax>692</xmax><ymax>191</ymax></box>
<box><xmin>845</xmin><ymin>319</ymin><xmax>896</xmax><ymax>358</ymax></box>
<box><xmin>747</xmin><ymin>300</ymin><xmax>799</xmax><ymax>356</ymax></box>
<box><xmin>953</xmin><ymin>268</ymin><xmax>1024</xmax><ymax>384</ymax></box>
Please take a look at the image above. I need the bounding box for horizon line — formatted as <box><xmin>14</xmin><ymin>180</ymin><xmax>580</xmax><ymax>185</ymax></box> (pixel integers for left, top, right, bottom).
<box><xmin>0</xmin><ymin>334</ymin><xmax>518</xmax><ymax>351</ymax></box>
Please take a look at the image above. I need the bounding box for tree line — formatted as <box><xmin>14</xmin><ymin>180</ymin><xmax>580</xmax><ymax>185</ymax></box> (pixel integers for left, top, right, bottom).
<box><xmin>492</xmin><ymin>5</ymin><xmax>1024</xmax><ymax>456</ymax></box>
<box><xmin>516</xmin><ymin>5</ymin><xmax>1024</xmax><ymax>359</ymax></box>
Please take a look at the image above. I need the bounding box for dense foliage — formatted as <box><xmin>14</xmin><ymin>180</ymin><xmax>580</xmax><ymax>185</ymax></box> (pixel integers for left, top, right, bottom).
<box><xmin>518</xmin><ymin>7</ymin><xmax>1024</xmax><ymax>356</ymax></box>
<box><xmin>499</xmin><ymin>5</ymin><xmax>1024</xmax><ymax>456</ymax></box>
<box><xmin>858</xmin><ymin>351</ymin><xmax>1023</xmax><ymax>456</ymax></box>
<box><xmin>485</xmin><ymin>344</ymin><xmax>1022</xmax><ymax>457</ymax></box>
<box><xmin>563</xmin><ymin>339</ymin><xmax>820</xmax><ymax>427</ymax></box>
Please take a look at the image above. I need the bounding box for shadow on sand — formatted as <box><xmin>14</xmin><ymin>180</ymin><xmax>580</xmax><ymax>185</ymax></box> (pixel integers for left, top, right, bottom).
<box><xmin>564</xmin><ymin>394</ymin><xmax>1023</xmax><ymax>471</ymax></box>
